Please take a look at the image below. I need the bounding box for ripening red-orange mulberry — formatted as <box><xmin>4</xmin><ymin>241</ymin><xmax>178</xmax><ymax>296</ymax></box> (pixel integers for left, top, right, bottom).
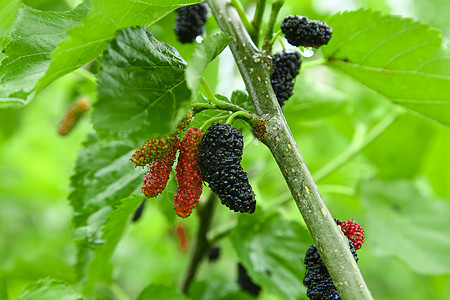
<box><xmin>131</xmin><ymin>136</ymin><xmax>179</xmax><ymax>167</ymax></box>
<box><xmin>336</xmin><ymin>219</ymin><xmax>365</xmax><ymax>250</ymax></box>
<box><xmin>141</xmin><ymin>137</ymin><xmax>180</xmax><ymax>198</ymax></box>
<box><xmin>174</xmin><ymin>127</ymin><xmax>204</xmax><ymax>218</ymax></box>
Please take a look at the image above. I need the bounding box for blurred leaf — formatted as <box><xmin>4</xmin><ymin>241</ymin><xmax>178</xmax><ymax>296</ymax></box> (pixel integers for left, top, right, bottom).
<box><xmin>0</xmin><ymin>2</ymin><xmax>89</xmax><ymax>107</ymax></box>
<box><xmin>69</xmin><ymin>133</ymin><xmax>145</xmax><ymax>278</ymax></box>
<box><xmin>93</xmin><ymin>27</ymin><xmax>191</xmax><ymax>143</ymax></box>
<box><xmin>0</xmin><ymin>0</ymin><xmax>20</xmax><ymax>35</ymax></box>
<box><xmin>0</xmin><ymin>278</ymin><xmax>7</xmax><ymax>300</ymax></box>
<box><xmin>17</xmin><ymin>278</ymin><xmax>82</xmax><ymax>300</ymax></box>
<box><xmin>137</xmin><ymin>283</ymin><xmax>191</xmax><ymax>300</ymax></box>
<box><xmin>84</xmin><ymin>195</ymin><xmax>144</xmax><ymax>293</ymax></box>
<box><xmin>230</xmin><ymin>211</ymin><xmax>311</xmax><ymax>300</ymax></box>
<box><xmin>186</xmin><ymin>32</ymin><xmax>232</xmax><ymax>93</ymax></box>
<box><xmin>188</xmin><ymin>281</ymin><xmax>254</xmax><ymax>300</ymax></box>
<box><xmin>422</xmin><ymin>126</ymin><xmax>450</xmax><ymax>199</ymax></box>
<box><xmin>363</xmin><ymin>113</ymin><xmax>434</xmax><ymax>179</ymax></box>
<box><xmin>360</xmin><ymin>180</ymin><xmax>450</xmax><ymax>275</ymax></box>
<box><xmin>230</xmin><ymin>90</ymin><xmax>255</xmax><ymax>113</ymax></box>
<box><xmin>35</xmin><ymin>0</ymin><xmax>202</xmax><ymax>94</ymax></box>
<box><xmin>323</xmin><ymin>10</ymin><xmax>450</xmax><ymax>126</ymax></box>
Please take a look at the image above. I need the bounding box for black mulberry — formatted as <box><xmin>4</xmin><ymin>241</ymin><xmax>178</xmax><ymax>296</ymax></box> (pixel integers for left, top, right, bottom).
<box><xmin>175</xmin><ymin>3</ymin><xmax>208</xmax><ymax>43</ymax></box>
<box><xmin>281</xmin><ymin>15</ymin><xmax>332</xmax><ymax>48</ymax></box>
<box><xmin>199</xmin><ymin>123</ymin><xmax>256</xmax><ymax>213</ymax></box>
<box><xmin>208</xmin><ymin>246</ymin><xmax>221</xmax><ymax>263</ymax></box>
<box><xmin>237</xmin><ymin>263</ymin><xmax>261</xmax><ymax>296</ymax></box>
<box><xmin>270</xmin><ymin>49</ymin><xmax>302</xmax><ymax>107</ymax></box>
<box><xmin>303</xmin><ymin>241</ymin><xmax>358</xmax><ymax>300</ymax></box>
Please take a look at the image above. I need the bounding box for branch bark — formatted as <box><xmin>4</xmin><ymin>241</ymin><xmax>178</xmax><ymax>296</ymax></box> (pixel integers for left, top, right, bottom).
<box><xmin>206</xmin><ymin>0</ymin><xmax>373</xmax><ymax>299</ymax></box>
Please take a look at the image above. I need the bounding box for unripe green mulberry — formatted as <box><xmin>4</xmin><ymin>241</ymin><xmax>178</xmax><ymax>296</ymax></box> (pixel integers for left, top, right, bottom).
<box><xmin>174</xmin><ymin>127</ymin><xmax>204</xmax><ymax>218</ymax></box>
<box><xmin>131</xmin><ymin>136</ymin><xmax>179</xmax><ymax>167</ymax></box>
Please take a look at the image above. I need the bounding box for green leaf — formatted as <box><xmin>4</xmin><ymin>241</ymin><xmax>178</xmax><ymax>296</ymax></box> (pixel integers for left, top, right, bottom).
<box><xmin>137</xmin><ymin>284</ymin><xmax>191</xmax><ymax>300</ymax></box>
<box><xmin>17</xmin><ymin>278</ymin><xmax>82</xmax><ymax>300</ymax></box>
<box><xmin>35</xmin><ymin>0</ymin><xmax>202</xmax><ymax>94</ymax></box>
<box><xmin>93</xmin><ymin>27</ymin><xmax>191</xmax><ymax>142</ymax></box>
<box><xmin>230</xmin><ymin>89</ymin><xmax>255</xmax><ymax>113</ymax></box>
<box><xmin>189</xmin><ymin>281</ymin><xmax>255</xmax><ymax>300</ymax></box>
<box><xmin>69</xmin><ymin>133</ymin><xmax>145</xmax><ymax>279</ymax></box>
<box><xmin>186</xmin><ymin>32</ymin><xmax>232</xmax><ymax>93</ymax></box>
<box><xmin>230</xmin><ymin>211</ymin><xmax>312</xmax><ymax>300</ymax></box>
<box><xmin>323</xmin><ymin>9</ymin><xmax>450</xmax><ymax>127</ymax></box>
<box><xmin>84</xmin><ymin>195</ymin><xmax>144</xmax><ymax>293</ymax></box>
<box><xmin>360</xmin><ymin>180</ymin><xmax>450</xmax><ymax>275</ymax></box>
<box><xmin>0</xmin><ymin>2</ymin><xmax>90</xmax><ymax>107</ymax></box>
<box><xmin>0</xmin><ymin>0</ymin><xmax>20</xmax><ymax>35</ymax></box>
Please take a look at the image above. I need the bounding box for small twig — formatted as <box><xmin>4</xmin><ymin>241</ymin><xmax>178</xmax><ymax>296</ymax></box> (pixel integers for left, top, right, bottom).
<box><xmin>262</xmin><ymin>0</ymin><xmax>285</xmax><ymax>53</ymax></box>
<box><xmin>314</xmin><ymin>109</ymin><xmax>400</xmax><ymax>182</ymax></box>
<box><xmin>181</xmin><ymin>193</ymin><xmax>217</xmax><ymax>294</ymax></box>
<box><xmin>251</xmin><ymin>0</ymin><xmax>267</xmax><ymax>44</ymax></box>
<box><xmin>230</xmin><ymin>0</ymin><xmax>256</xmax><ymax>37</ymax></box>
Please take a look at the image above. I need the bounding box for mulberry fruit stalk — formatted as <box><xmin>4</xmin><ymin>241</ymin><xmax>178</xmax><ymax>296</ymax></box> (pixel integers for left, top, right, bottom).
<box><xmin>270</xmin><ymin>49</ymin><xmax>302</xmax><ymax>107</ymax></box>
<box><xmin>174</xmin><ymin>127</ymin><xmax>204</xmax><ymax>218</ymax></box>
<box><xmin>281</xmin><ymin>15</ymin><xmax>332</xmax><ymax>48</ymax></box>
<box><xmin>336</xmin><ymin>219</ymin><xmax>365</xmax><ymax>250</ymax></box>
<box><xmin>175</xmin><ymin>2</ymin><xmax>208</xmax><ymax>43</ymax></box>
<box><xmin>303</xmin><ymin>241</ymin><xmax>358</xmax><ymax>300</ymax></box>
<box><xmin>141</xmin><ymin>137</ymin><xmax>180</xmax><ymax>198</ymax></box>
<box><xmin>199</xmin><ymin>123</ymin><xmax>256</xmax><ymax>213</ymax></box>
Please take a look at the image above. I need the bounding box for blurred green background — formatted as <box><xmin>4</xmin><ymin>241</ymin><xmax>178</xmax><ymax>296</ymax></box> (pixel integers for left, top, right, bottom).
<box><xmin>1</xmin><ymin>0</ymin><xmax>449</xmax><ymax>299</ymax></box>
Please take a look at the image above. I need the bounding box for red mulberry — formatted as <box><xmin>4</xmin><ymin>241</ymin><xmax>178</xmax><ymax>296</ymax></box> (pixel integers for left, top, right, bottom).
<box><xmin>58</xmin><ymin>98</ymin><xmax>90</xmax><ymax>136</ymax></box>
<box><xmin>336</xmin><ymin>219</ymin><xmax>365</xmax><ymax>250</ymax></box>
<box><xmin>199</xmin><ymin>123</ymin><xmax>256</xmax><ymax>214</ymax></box>
<box><xmin>174</xmin><ymin>127</ymin><xmax>204</xmax><ymax>218</ymax></box>
<box><xmin>175</xmin><ymin>2</ymin><xmax>208</xmax><ymax>43</ymax></box>
<box><xmin>141</xmin><ymin>137</ymin><xmax>180</xmax><ymax>198</ymax></box>
<box><xmin>281</xmin><ymin>15</ymin><xmax>332</xmax><ymax>48</ymax></box>
<box><xmin>270</xmin><ymin>50</ymin><xmax>302</xmax><ymax>106</ymax></box>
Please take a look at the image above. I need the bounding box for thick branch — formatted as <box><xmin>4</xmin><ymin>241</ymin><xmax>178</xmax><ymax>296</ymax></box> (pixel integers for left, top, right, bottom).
<box><xmin>206</xmin><ymin>0</ymin><xmax>373</xmax><ymax>299</ymax></box>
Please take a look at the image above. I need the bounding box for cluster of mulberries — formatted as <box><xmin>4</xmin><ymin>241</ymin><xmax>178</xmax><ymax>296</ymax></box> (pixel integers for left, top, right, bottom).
<box><xmin>281</xmin><ymin>15</ymin><xmax>332</xmax><ymax>48</ymax></box>
<box><xmin>174</xmin><ymin>127</ymin><xmax>204</xmax><ymax>218</ymax></box>
<box><xmin>336</xmin><ymin>219</ymin><xmax>365</xmax><ymax>250</ymax></box>
<box><xmin>141</xmin><ymin>138</ymin><xmax>180</xmax><ymax>198</ymax></box>
<box><xmin>237</xmin><ymin>263</ymin><xmax>261</xmax><ymax>296</ymax></box>
<box><xmin>199</xmin><ymin>123</ymin><xmax>256</xmax><ymax>213</ymax></box>
<box><xmin>175</xmin><ymin>2</ymin><xmax>208</xmax><ymax>43</ymax></box>
<box><xmin>303</xmin><ymin>241</ymin><xmax>358</xmax><ymax>300</ymax></box>
<box><xmin>270</xmin><ymin>49</ymin><xmax>302</xmax><ymax>106</ymax></box>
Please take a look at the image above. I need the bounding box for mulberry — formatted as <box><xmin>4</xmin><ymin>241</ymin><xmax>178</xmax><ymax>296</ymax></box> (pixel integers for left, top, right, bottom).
<box><xmin>336</xmin><ymin>219</ymin><xmax>365</xmax><ymax>250</ymax></box>
<box><xmin>208</xmin><ymin>246</ymin><xmax>221</xmax><ymax>263</ymax></box>
<box><xmin>270</xmin><ymin>50</ymin><xmax>302</xmax><ymax>106</ymax></box>
<box><xmin>141</xmin><ymin>137</ymin><xmax>180</xmax><ymax>198</ymax></box>
<box><xmin>58</xmin><ymin>98</ymin><xmax>90</xmax><ymax>136</ymax></box>
<box><xmin>303</xmin><ymin>241</ymin><xmax>358</xmax><ymax>300</ymax></box>
<box><xmin>175</xmin><ymin>2</ymin><xmax>208</xmax><ymax>43</ymax></box>
<box><xmin>281</xmin><ymin>15</ymin><xmax>332</xmax><ymax>48</ymax></box>
<box><xmin>174</xmin><ymin>127</ymin><xmax>204</xmax><ymax>218</ymax></box>
<box><xmin>237</xmin><ymin>263</ymin><xmax>261</xmax><ymax>296</ymax></box>
<box><xmin>131</xmin><ymin>136</ymin><xmax>179</xmax><ymax>167</ymax></box>
<box><xmin>199</xmin><ymin>123</ymin><xmax>256</xmax><ymax>213</ymax></box>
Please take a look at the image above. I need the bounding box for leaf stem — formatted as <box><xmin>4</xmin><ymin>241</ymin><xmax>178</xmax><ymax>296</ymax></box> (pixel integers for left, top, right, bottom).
<box><xmin>268</xmin><ymin>29</ymin><xmax>282</xmax><ymax>47</ymax></box>
<box><xmin>225</xmin><ymin>110</ymin><xmax>253</xmax><ymax>125</ymax></box>
<box><xmin>301</xmin><ymin>58</ymin><xmax>327</xmax><ymax>70</ymax></box>
<box><xmin>207</xmin><ymin>0</ymin><xmax>373</xmax><ymax>299</ymax></box>
<box><xmin>230</xmin><ymin>0</ymin><xmax>256</xmax><ymax>37</ymax></box>
<box><xmin>262</xmin><ymin>0</ymin><xmax>285</xmax><ymax>53</ymax></box>
<box><xmin>200</xmin><ymin>115</ymin><xmax>230</xmax><ymax>130</ymax></box>
<box><xmin>181</xmin><ymin>192</ymin><xmax>217</xmax><ymax>294</ymax></box>
<box><xmin>251</xmin><ymin>0</ymin><xmax>267</xmax><ymax>45</ymax></box>
<box><xmin>313</xmin><ymin>109</ymin><xmax>400</xmax><ymax>182</ymax></box>
<box><xmin>200</xmin><ymin>78</ymin><xmax>221</xmax><ymax>106</ymax></box>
